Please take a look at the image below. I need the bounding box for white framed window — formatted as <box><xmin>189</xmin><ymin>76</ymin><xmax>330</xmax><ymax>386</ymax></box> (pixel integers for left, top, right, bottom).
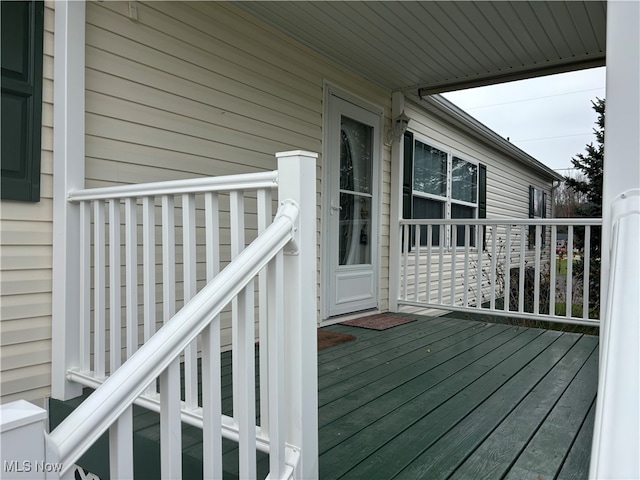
<box><xmin>529</xmin><ymin>185</ymin><xmax>547</xmax><ymax>248</ymax></box>
<box><xmin>403</xmin><ymin>132</ymin><xmax>483</xmax><ymax>248</ymax></box>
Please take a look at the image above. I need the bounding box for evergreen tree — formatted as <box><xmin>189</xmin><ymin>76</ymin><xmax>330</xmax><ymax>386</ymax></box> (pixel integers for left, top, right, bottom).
<box><xmin>565</xmin><ymin>98</ymin><xmax>604</xmax><ymax>314</ymax></box>
<box><xmin>565</xmin><ymin>98</ymin><xmax>604</xmax><ymax>218</ymax></box>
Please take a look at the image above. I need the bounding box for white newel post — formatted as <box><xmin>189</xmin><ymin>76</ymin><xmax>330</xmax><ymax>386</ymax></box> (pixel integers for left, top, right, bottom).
<box><xmin>590</xmin><ymin>1</ymin><xmax>640</xmax><ymax>478</ymax></box>
<box><xmin>0</xmin><ymin>401</ymin><xmax>48</xmax><ymax>479</ymax></box>
<box><xmin>51</xmin><ymin>1</ymin><xmax>86</xmax><ymax>400</ymax></box>
<box><xmin>276</xmin><ymin>151</ymin><xmax>319</xmax><ymax>479</ymax></box>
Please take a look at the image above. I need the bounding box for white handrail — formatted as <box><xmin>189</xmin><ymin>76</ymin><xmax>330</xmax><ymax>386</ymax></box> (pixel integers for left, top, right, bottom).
<box><xmin>399</xmin><ymin>218</ymin><xmax>602</xmax><ymax>226</ymax></box>
<box><xmin>67</xmin><ymin>170</ymin><xmax>278</xmax><ymax>201</ymax></box>
<box><xmin>46</xmin><ymin>201</ymin><xmax>299</xmax><ymax>474</ymax></box>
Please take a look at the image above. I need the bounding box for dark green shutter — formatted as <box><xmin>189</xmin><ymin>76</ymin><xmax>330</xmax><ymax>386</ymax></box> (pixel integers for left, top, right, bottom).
<box><xmin>402</xmin><ymin>131</ymin><xmax>413</xmax><ymax>220</ymax></box>
<box><xmin>528</xmin><ymin>186</ymin><xmax>535</xmax><ymax>248</ymax></box>
<box><xmin>1</xmin><ymin>0</ymin><xmax>44</xmax><ymax>202</ymax></box>
<box><xmin>401</xmin><ymin>132</ymin><xmax>413</xmax><ymax>252</ymax></box>
<box><xmin>541</xmin><ymin>191</ymin><xmax>547</xmax><ymax>246</ymax></box>
<box><xmin>478</xmin><ymin>163</ymin><xmax>487</xmax><ymax>249</ymax></box>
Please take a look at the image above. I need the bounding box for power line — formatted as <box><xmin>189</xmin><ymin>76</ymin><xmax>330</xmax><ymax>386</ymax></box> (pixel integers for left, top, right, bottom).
<box><xmin>459</xmin><ymin>87</ymin><xmax>605</xmax><ymax>110</ymax></box>
<box><xmin>511</xmin><ymin>132</ymin><xmax>594</xmax><ymax>143</ymax></box>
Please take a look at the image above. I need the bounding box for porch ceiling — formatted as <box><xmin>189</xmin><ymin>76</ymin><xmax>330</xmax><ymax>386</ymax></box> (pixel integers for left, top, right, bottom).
<box><xmin>238</xmin><ymin>1</ymin><xmax>606</xmax><ymax>94</ymax></box>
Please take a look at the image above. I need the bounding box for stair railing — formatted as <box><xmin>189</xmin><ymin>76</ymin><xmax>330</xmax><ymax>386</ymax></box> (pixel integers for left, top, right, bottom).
<box><xmin>45</xmin><ymin>151</ymin><xmax>319</xmax><ymax>479</ymax></box>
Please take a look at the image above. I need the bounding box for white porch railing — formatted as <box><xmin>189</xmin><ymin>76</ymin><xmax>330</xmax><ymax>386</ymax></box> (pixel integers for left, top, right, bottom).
<box><xmin>42</xmin><ymin>151</ymin><xmax>318</xmax><ymax>479</ymax></box>
<box><xmin>398</xmin><ymin>218</ymin><xmax>602</xmax><ymax>326</ymax></box>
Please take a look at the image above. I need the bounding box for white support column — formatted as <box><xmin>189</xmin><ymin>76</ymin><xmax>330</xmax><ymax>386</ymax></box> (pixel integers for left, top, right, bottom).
<box><xmin>590</xmin><ymin>1</ymin><xmax>640</xmax><ymax>478</ymax></box>
<box><xmin>51</xmin><ymin>1</ymin><xmax>86</xmax><ymax>400</ymax></box>
<box><xmin>276</xmin><ymin>151</ymin><xmax>319</xmax><ymax>480</ymax></box>
<box><xmin>388</xmin><ymin>91</ymin><xmax>405</xmax><ymax>312</ymax></box>
<box><xmin>599</xmin><ymin>0</ymin><xmax>640</xmax><ymax>319</ymax></box>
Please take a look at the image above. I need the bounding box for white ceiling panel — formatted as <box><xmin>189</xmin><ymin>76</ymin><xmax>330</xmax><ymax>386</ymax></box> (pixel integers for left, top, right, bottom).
<box><xmin>237</xmin><ymin>1</ymin><xmax>606</xmax><ymax>94</ymax></box>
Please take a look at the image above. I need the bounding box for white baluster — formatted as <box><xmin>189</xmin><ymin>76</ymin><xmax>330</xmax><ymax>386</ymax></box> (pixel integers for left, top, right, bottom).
<box><xmin>79</xmin><ymin>201</ymin><xmax>91</xmax><ymax>373</ymax></box>
<box><xmin>125</xmin><ymin>197</ymin><xmax>138</xmax><ymax>358</ymax></box>
<box><xmin>109</xmin><ymin>199</ymin><xmax>122</xmax><ymax>372</ymax></box>
<box><xmin>182</xmin><ymin>193</ymin><xmax>198</xmax><ymax>410</ymax></box>
<box><xmin>202</xmin><ymin>191</ymin><xmax>222</xmax><ymax>480</ymax></box>
<box><xmin>94</xmin><ymin>200</ymin><xmax>106</xmax><ymax>378</ymax></box>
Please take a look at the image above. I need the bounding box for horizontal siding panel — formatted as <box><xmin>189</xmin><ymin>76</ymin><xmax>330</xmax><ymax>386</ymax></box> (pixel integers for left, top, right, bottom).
<box><xmin>0</xmin><ymin>293</ymin><xmax>52</xmax><ymax>321</ymax></box>
<box><xmin>84</xmin><ymin>44</ymin><xmax>320</xmax><ymax>134</ymax></box>
<box><xmin>0</xmin><ymin>246</ymin><xmax>52</xmax><ymax>271</ymax></box>
<box><xmin>85</xmin><ymin>67</ymin><xmax>320</xmax><ymax>144</ymax></box>
<box><xmin>1</xmin><ymin>386</ymin><xmax>50</xmax><ymax>408</ymax></box>
<box><xmin>85</xmin><ymin>115</ymin><xmax>278</xmax><ymax>175</ymax></box>
<box><xmin>85</xmin><ymin>91</ymin><xmax>319</xmax><ymax>158</ymax></box>
<box><xmin>0</xmin><ymin>270</ymin><xmax>51</xmax><ymax>296</ymax></box>
<box><xmin>142</xmin><ymin>1</ymin><xmax>320</xmax><ymax>91</ymax></box>
<box><xmin>1</xmin><ymin>317</ymin><xmax>52</xmax><ymax>346</ymax></box>
<box><xmin>86</xmin><ymin>136</ymin><xmax>270</xmax><ymax>179</ymax></box>
<box><xmin>86</xmin><ymin>4</ymin><xmax>320</xmax><ymax>120</ymax></box>
<box><xmin>1</xmin><ymin>340</ymin><xmax>51</xmax><ymax>370</ymax></box>
<box><xmin>0</xmin><ymin>220</ymin><xmax>52</xmax><ymax>245</ymax></box>
<box><xmin>1</xmin><ymin>364</ymin><xmax>51</xmax><ymax>396</ymax></box>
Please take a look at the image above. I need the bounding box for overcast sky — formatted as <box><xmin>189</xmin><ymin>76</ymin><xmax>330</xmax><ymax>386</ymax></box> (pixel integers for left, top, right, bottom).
<box><xmin>442</xmin><ymin>66</ymin><xmax>606</xmax><ymax>174</ymax></box>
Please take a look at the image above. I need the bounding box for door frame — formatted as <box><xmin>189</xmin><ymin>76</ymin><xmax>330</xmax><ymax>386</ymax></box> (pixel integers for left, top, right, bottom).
<box><xmin>321</xmin><ymin>83</ymin><xmax>384</xmax><ymax>321</ymax></box>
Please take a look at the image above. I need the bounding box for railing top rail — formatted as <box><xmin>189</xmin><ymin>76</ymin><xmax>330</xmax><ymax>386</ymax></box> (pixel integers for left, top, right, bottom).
<box><xmin>399</xmin><ymin>217</ymin><xmax>603</xmax><ymax>226</ymax></box>
<box><xmin>68</xmin><ymin>170</ymin><xmax>279</xmax><ymax>202</ymax></box>
<box><xmin>46</xmin><ymin>201</ymin><xmax>298</xmax><ymax>473</ymax></box>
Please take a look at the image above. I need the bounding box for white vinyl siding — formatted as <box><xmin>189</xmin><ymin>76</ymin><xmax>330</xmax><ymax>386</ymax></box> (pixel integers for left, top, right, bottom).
<box><xmin>0</xmin><ymin>1</ymin><xmax>393</xmax><ymax>405</ymax></box>
<box><xmin>84</xmin><ymin>1</ymin><xmax>392</xmax><ymax>350</ymax></box>
<box><xmin>0</xmin><ymin>1</ymin><xmax>55</xmax><ymax>408</ymax></box>
<box><xmin>402</xmin><ymin>99</ymin><xmax>554</xmax><ymax>308</ymax></box>
<box><xmin>405</xmin><ymin>100</ymin><xmax>552</xmax><ymax>219</ymax></box>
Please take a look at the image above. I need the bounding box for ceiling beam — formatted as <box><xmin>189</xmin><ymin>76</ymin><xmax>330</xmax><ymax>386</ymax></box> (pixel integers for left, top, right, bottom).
<box><xmin>414</xmin><ymin>55</ymin><xmax>606</xmax><ymax>97</ymax></box>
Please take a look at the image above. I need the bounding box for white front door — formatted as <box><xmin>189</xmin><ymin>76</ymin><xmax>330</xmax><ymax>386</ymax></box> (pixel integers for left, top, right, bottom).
<box><xmin>325</xmin><ymin>93</ymin><xmax>380</xmax><ymax>317</ymax></box>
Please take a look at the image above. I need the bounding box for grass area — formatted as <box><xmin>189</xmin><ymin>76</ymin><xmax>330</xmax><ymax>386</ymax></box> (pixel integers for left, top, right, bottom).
<box><xmin>556</xmin><ymin>258</ymin><xmax>582</xmax><ymax>275</ymax></box>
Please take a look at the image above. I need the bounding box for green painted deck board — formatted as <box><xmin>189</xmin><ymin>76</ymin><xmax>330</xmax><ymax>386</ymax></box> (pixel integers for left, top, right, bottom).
<box><xmin>556</xmin><ymin>400</ymin><xmax>597</xmax><ymax>480</ymax></box>
<box><xmin>503</xmin><ymin>345</ymin><xmax>599</xmax><ymax>480</ymax></box>
<box><xmin>398</xmin><ymin>337</ymin><xmax>598</xmax><ymax>479</ymax></box>
<box><xmin>318</xmin><ymin>316</ymin><xmax>458</xmax><ymax>374</ymax></box>
<box><xmin>49</xmin><ymin>315</ymin><xmax>597</xmax><ymax>480</ymax></box>
<box><xmin>330</xmin><ymin>330</ymin><xmax>583</xmax><ymax>479</ymax></box>
<box><xmin>318</xmin><ymin>320</ymin><xmax>479</xmax><ymax>396</ymax></box>
<box><xmin>319</xmin><ymin>324</ymin><xmax>534</xmax><ymax>428</ymax></box>
<box><xmin>318</xmin><ymin>326</ymin><xmax>543</xmax><ymax>450</ymax></box>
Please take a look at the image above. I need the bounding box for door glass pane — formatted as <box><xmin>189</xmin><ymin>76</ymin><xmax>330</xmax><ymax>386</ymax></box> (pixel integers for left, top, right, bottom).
<box><xmin>340</xmin><ymin>116</ymin><xmax>372</xmax><ymax>194</ymax></box>
<box><xmin>339</xmin><ymin>193</ymin><xmax>371</xmax><ymax>265</ymax></box>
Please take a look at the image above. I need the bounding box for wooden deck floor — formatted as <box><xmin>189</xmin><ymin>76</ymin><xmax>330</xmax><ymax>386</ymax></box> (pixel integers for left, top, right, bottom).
<box><xmin>319</xmin><ymin>315</ymin><xmax>598</xmax><ymax>480</ymax></box>
<box><xmin>50</xmin><ymin>315</ymin><xmax>598</xmax><ymax>479</ymax></box>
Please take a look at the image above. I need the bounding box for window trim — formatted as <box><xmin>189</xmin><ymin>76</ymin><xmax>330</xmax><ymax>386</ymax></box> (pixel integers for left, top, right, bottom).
<box><xmin>529</xmin><ymin>185</ymin><xmax>548</xmax><ymax>248</ymax></box>
<box><xmin>407</xmin><ymin>132</ymin><xmax>481</xmax><ymax>249</ymax></box>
